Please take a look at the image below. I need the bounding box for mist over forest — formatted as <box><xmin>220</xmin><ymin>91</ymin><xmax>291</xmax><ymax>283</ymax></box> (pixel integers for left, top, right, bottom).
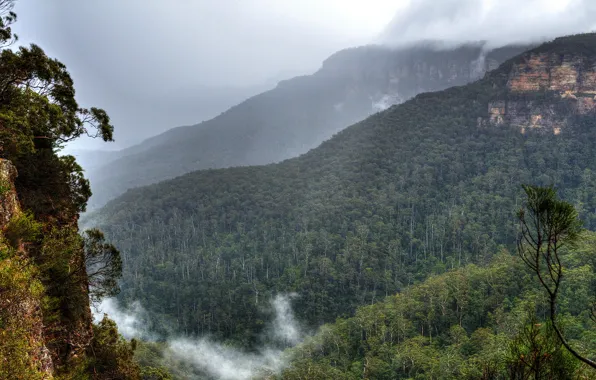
<box><xmin>1</xmin><ymin>1</ymin><xmax>596</xmax><ymax>379</ymax></box>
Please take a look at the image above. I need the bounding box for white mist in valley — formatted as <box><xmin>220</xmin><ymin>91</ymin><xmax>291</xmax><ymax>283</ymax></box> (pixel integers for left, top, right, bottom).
<box><xmin>94</xmin><ymin>294</ymin><xmax>305</xmax><ymax>380</ymax></box>
<box><xmin>93</xmin><ymin>298</ymin><xmax>153</xmax><ymax>340</ymax></box>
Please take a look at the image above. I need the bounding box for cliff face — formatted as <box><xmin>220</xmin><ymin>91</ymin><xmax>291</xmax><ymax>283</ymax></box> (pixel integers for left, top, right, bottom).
<box><xmin>317</xmin><ymin>43</ymin><xmax>530</xmax><ymax>112</ymax></box>
<box><xmin>0</xmin><ymin>159</ymin><xmax>54</xmax><ymax>378</ymax></box>
<box><xmin>0</xmin><ymin>159</ymin><xmax>20</xmax><ymax>229</ymax></box>
<box><xmin>488</xmin><ymin>50</ymin><xmax>596</xmax><ymax>133</ymax></box>
<box><xmin>508</xmin><ymin>53</ymin><xmax>596</xmax><ymax>94</ymax></box>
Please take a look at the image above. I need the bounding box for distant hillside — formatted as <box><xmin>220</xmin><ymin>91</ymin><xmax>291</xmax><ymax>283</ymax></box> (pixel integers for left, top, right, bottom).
<box><xmin>87</xmin><ymin>34</ymin><xmax>596</xmax><ymax>347</ymax></box>
<box><xmin>85</xmin><ymin>42</ymin><xmax>531</xmax><ymax>209</ymax></box>
<box><xmin>69</xmin><ymin>84</ymin><xmax>269</xmax><ymax>171</ymax></box>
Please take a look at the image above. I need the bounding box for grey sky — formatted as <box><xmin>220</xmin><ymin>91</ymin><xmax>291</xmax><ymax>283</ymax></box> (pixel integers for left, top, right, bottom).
<box><xmin>13</xmin><ymin>0</ymin><xmax>400</xmax><ymax>149</ymax></box>
<box><xmin>11</xmin><ymin>1</ymin><xmax>596</xmax><ymax>150</ymax></box>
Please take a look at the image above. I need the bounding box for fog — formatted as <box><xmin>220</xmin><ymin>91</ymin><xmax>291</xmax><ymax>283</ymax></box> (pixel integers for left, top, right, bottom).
<box><xmin>93</xmin><ymin>298</ymin><xmax>155</xmax><ymax>340</ymax></box>
<box><xmin>381</xmin><ymin>0</ymin><xmax>596</xmax><ymax>48</ymax></box>
<box><xmin>12</xmin><ymin>0</ymin><xmax>400</xmax><ymax>149</ymax></box>
<box><xmin>41</xmin><ymin>1</ymin><xmax>596</xmax><ymax>377</ymax></box>
<box><xmin>94</xmin><ymin>294</ymin><xmax>305</xmax><ymax>380</ymax></box>
<box><xmin>11</xmin><ymin>1</ymin><xmax>596</xmax><ymax>150</ymax></box>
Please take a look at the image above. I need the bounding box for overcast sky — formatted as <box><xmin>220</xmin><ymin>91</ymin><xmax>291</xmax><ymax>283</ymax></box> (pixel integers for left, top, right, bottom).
<box><xmin>11</xmin><ymin>0</ymin><xmax>596</xmax><ymax>150</ymax></box>
<box><xmin>382</xmin><ymin>0</ymin><xmax>596</xmax><ymax>47</ymax></box>
<box><xmin>13</xmin><ymin>0</ymin><xmax>403</xmax><ymax>149</ymax></box>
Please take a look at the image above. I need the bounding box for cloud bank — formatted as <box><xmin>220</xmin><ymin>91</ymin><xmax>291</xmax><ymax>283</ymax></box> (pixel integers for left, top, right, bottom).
<box><xmin>381</xmin><ymin>0</ymin><xmax>596</xmax><ymax>48</ymax></box>
<box><xmin>93</xmin><ymin>298</ymin><xmax>154</xmax><ymax>340</ymax></box>
<box><xmin>94</xmin><ymin>294</ymin><xmax>304</xmax><ymax>380</ymax></box>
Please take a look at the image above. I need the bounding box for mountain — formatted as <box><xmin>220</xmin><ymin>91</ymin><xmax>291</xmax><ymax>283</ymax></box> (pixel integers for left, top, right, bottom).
<box><xmin>68</xmin><ymin>148</ymin><xmax>122</xmax><ymax>171</ymax></box>
<box><xmin>67</xmin><ymin>83</ymin><xmax>270</xmax><ymax>170</ymax></box>
<box><xmin>87</xmin><ymin>33</ymin><xmax>596</xmax><ymax>349</ymax></box>
<box><xmin>84</xmin><ymin>42</ymin><xmax>531</xmax><ymax>209</ymax></box>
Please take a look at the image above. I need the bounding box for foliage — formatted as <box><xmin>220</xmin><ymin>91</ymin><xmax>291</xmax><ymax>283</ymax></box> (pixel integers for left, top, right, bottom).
<box><xmin>140</xmin><ymin>366</ymin><xmax>174</xmax><ymax>380</ymax></box>
<box><xmin>0</xmin><ymin>1</ymin><xmax>136</xmax><ymax>378</ymax></box>
<box><xmin>85</xmin><ymin>315</ymin><xmax>141</xmax><ymax>380</ymax></box>
<box><xmin>84</xmin><ymin>228</ymin><xmax>123</xmax><ymax>304</ymax></box>
<box><xmin>280</xmin><ymin>245</ymin><xmax>595</xmax><ymax>379</ymax></box>
<box><xmin>506</xmin><ymin>314</ymin><xmax>578</xmax><ymax>379</ymax></box>
<box><xmin>0</xmin><ymin>178</ymin><xmax>10</xmax><ymax>196</ymax></box>
<box><xmin>0</xmin><ymin>246</ymin><xmax>46</xmax><ymax>380</ymax></box>
<box><xmin>3</xmin><ymin>210</ymin><xmax>40</xmax><ymax>249</ymax></box>
<box><xmin>134</xmin><ymin>340</ymin><xmax>197</xmax><ymax>380</ymax></box>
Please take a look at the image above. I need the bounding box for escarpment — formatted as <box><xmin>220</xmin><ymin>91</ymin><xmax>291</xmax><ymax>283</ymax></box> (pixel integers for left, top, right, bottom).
<box><xmin>487</xmin><ymin>42</ymin><xmax>596</xmax><ymax>133</ymax></box>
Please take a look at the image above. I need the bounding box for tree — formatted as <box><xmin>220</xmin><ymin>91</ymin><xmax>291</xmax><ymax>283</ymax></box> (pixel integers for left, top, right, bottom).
<box><xmin>506</xmin><ymin>310</ymin><xmax>579</xmax><ymax>379</ymax></box>
<box><xmin>517</xmin><ymin>185</ymin><xmax>596</xmax><ymax>369</ymax></box>
<box><xmin>0</xmin><ymin>1</ymin><xmax>144</xmax><ymax>377</ymax></box>
<box><xmin>0</xmin><ymin>0</ymin><xmax>17</xmax><ymax>48</ymax></box>
<box><xmin>84</xmin><ymin>228</ymin><xmax>123</xmax><ymax>304</ymax></box>
<box><xmin>0</xmin><ymin>1</ymin><xmax>113</xmax><ymax>217</ymax></box>
<box><xmin>87</xmin><ymin>316</ymin><xmax>141</xmax><ymax>380</ymax></box>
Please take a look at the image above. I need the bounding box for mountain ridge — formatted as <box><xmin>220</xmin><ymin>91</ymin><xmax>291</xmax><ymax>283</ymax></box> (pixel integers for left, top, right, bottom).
<box><xmin>85</xmin><ymin>42</ymin><xmax>531</xmax><ymax>209</ymax></box>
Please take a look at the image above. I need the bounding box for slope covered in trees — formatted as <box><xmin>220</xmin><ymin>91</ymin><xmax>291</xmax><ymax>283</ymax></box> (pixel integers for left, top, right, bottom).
<box><xmin>85</xmin><ymin>43</ymin><xmax>530</xmax><ymax>209</ymax></box>
<box><xmin>281</xmin><ymin>233</ymin><xmax>596</xmax><ymax>379</ymax></box>
<box><xmin>89</xmin><ymin>34</ymin><xmax>596</xmax><ymax>350</ymax></box>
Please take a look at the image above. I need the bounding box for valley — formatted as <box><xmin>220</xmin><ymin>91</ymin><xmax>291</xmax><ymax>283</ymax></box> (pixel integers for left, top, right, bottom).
<box><xmin>1</xmin><ymin>1</ymin><xmax>596</xmax><ymax>378</ymax></box>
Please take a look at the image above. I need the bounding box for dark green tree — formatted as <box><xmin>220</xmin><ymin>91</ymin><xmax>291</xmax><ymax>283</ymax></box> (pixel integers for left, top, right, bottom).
<box><xmin>517</xmin><ymin>185</ymin><xmax>596</xmax><ymax>369</ymax></box>
<box><xmin>87</xmin><ymin>316</ymin><xmax>141</xmax><ymax>380</ymax></box>
<box><xmin>507</xmin><ymin>311</ymin><xmax>578</xmax><ymax>379</ymax></box>
<box><xmin>84</xmin><ymin>228</ymin><xmax>123</xmax><ymax>304</ymax></box>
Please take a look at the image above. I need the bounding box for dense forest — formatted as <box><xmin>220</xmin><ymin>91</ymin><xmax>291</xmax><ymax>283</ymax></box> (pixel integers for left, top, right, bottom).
<box><xmin>89</xmin><ymin>33</ymin><xmax>596</xmax><ymax>358</ymax></box>
<box><xmin>123</xmin><ymin>185</ymin><xmax>596</xmax><ymax>379</ymax></box>
<box><xmin>281</xmin><ymin>231</ymin><xmax>596</xmax><ymax>379</ymax></box>
<box><xmin>132</xmin><ymin>222</ymin><xmax>596</xmax><ymax>379</ymax></box>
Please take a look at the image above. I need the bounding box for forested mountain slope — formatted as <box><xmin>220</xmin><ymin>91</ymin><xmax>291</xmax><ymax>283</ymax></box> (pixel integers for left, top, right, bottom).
<box><xmin>281</xmin><ymin>243</ymin><xmax>596</xmax><ymax>379</ymax></box>
<box><xmin>85</xmin><ymin>43</ymin><xmax>529</xmax><ymax>209</ymax></box>
<box><xmin>90</xmin><ymin>34</ymin><xmax>596</xmax><ymax>348</ymax></box>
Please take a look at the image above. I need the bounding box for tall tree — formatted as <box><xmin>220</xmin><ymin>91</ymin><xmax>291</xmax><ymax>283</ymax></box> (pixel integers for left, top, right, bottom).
<box><xmin>517</xmin><ymin>185</ymin><xmax>596</xmax><ymax>369</ymax></box>
<box><xmin>83</xmin><ymin>228</ymin><xmax>123</xmax><ymax>304</ymax></box>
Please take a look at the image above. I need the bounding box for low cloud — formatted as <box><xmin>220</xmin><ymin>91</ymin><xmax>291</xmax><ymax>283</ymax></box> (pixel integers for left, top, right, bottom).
<box><xmin>93</xmin><ymin>298</ymin><xmax>155</xmax><ymax>340</ymax></box>
<box><xmin>381</xmin><ymin>0</ymin><xmax>596</xmax><ymax>48</ymax></box>
<box><xmin>95</xmin><ymin>294</ymin><xmax>304</xmax><ymax>380</ymax></box>
<box><xmin>168</xmin><ymin>339</ymin><xmax>286</xmax><ymax>380</ymax></box>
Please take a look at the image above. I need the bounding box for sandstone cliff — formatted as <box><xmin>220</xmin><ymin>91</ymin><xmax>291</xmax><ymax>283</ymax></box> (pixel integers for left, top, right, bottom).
<box><xmin>487</xmin><ymin>38</ymin><xmax>596</xmax><ymax>133</ymax></box>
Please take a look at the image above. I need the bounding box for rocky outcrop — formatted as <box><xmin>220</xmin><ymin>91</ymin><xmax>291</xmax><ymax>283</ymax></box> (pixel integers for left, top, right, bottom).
<box><xmin>508</xmin><ymin>53</ymin><xmax>596</xmax><ymax>96</ymax></box>
<box><xmin>487</xmin><ymin>51</ymin><xmax>596</xmax><ymax>132</ymax></box>
<box><xmin>487</xmin><ymin>99</ymin><xmax>567</xmax><ymax>134</ymax></box>
<box><xmin>0</xmin><ymin>159</ymin><xmax>20</xmax><ymax>229</ymax></box>
<box><xmin>0</xmin><ymin>158</ymin><xmax>54</xmax><ymax>377</ymax></box>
